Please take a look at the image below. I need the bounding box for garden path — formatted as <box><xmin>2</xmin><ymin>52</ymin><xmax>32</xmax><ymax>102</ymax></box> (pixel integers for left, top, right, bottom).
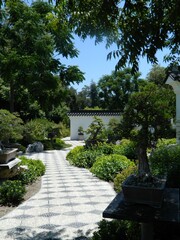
<box><xmin>0</xmin><ymin>139</ymin><xmax>116</xmax><ymax>239</ymax></box>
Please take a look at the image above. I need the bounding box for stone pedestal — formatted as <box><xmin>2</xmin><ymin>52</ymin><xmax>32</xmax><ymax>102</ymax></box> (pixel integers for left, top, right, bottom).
<box><xmin>103</xmin><ymin>188</ymin><xmax>180</xmax><ymax>240</ymax></box>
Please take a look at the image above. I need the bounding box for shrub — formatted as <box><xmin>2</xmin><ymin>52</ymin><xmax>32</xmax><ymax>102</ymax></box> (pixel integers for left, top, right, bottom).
<box><xmin>14</xmin><ymin>156</ymin><xmax>45</xmax><ymax>184</ymax></box>
<box><xmin>91</xmin><ymin>154</ymin><xmax>135</xmax><ymax>181</ymax></box>
<box><xmin>41</xmin><ymin>138</ymin><xmax>69</xmax><ymax>150</ymax></box>
<box><xmin>113</xmin><ymin>139</ymin><xmax>137</xmax><ymax>160</ymax></box>
<box><xmin>94</xmin><ymin>142</ymin><xmax>114</xmax><ymax>155</ymax></box>
<box><xmin>66</xmin><ymin>145</ymin><xmax>84</xmax><ymax>162</ymax></box>
<box><xmin>67</xmin><ymin>145</ymin><xmax>104</xmax><ymax>168</ymax></box>
<box><xmin>71</xmin><ymin>149</ymin><xmax>103</xmax><ymax>168</ymax></box>
<box><xmin>23</xmin><ymin>118</ymin><xmax>59</xmax><ymax>144</ymax></box>
<box><xmin>114</xmin><ymin>165</ymin><xmax>137</xmax><ymax>193</ymax></box>
<box><xmin>149</xmin><ymin>144</ymin><xmax>180</xmax><ymax>187</ymax></box>
<box><xmin>92</xmin><ymin>219</ymin><xmax>140</xmax><ymax>240</ymax></box>
<box><xmin>156</xmin><ymin>138</ymin><xmax>176</xmax><ymax>148</ymax></box>
<box><xmin>0</xmin><ymin>109</ymin><xmax>24</xmax><ymax>144</ymax></box>
<box><xmin>0</xmin><ymin>180</ymin><xmax>26</xmax><ymax>206</ymax></box>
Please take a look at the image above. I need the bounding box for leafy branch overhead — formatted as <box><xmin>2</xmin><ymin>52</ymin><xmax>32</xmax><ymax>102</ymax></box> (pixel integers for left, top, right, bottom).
<box><xmin>52</xmin><ymin>0</ymin><xmax>180</xmax><ymax>72</ymax></box>
<box><xmin>0</xmin><ymin>0</ymin><xmax>84</xmax><ymax>113</ymax></box>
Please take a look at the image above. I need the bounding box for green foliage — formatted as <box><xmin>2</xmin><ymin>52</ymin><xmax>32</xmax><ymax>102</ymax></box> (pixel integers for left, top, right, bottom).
<box><xmin>94</xmin><ymin>142</ymin><xmax>114</xmax><ymax>155</ymax></box>
<box><xmin>121</xmin><ymin>82</ymin><xmax>175</xmax><ymax>175</ymax></box>
<box><xmin>150</xmin><ymin>144</ymin><xmax>180</xmax><ymax>187</ymax></box>
<box><xmin>85</xmin><ymin>116</ymin><xmax>107</xmax><ymax>147</ymax></box>
<box><xmin>67</xmin><ymin>146</ymin><xmax>102</xmax><ymax>168</ymax></box>
<box><xmin>0</xmin><ymin>109</ymin><xmax>24</xmax><ymax>143</ymax></box>
<box><xmin>66</xmin><ymin>143</ymin><xmax>115</xmax><ymax>169</ymax></box>
<box><xmin>0</xmin><ymin>0</ymin><xmax>84</xmax><ymax>116</ymax></box>
<box><xmin>53</xmin><ymin>0</ymin><xmax>180</xmax><ymax>72</ymax></box>
<box><xmin>113</xmin><ymin>139</ymin><xmax>137</xmax><ymax>160</ymax></box>
<box><xmin>0</xmin><ymin>180</ymin><xmax>26</xmax><ymax>206</ymax></box>
<box><xmin>92</xmin><ymin>219</ymin><xmax>140</xmax><ymax>240</ymax></box>
<box><xmin>98</xmin><ymin>68</ymin><xmax>142</xmax><ymax>111</ymax></box>
<box><xmin>23</xmin><ymin>118</ymin><xmax>58</xmax><ymax>144</ymax></box>
<box><xmin>156</xmin><ymin>138</ymin><xmax>176</xmax><ymax>148</ymax></box>
<box><xmin>114</xmin><ymin>165</ymin><xmax>137</xmax><ymax>193</ymax></box>
<box><xmin>15</xmin><ymin>156</ymin><xmax>45</xmax><ymax>185</ymax></box>
<box><xmin>41</xmin><ymin>138</ymin><xmax>69</xmax><ymax>150</ymax></box>
<box><xmin>66</xmin><ymin>145</ymin><xmax>84</xmax><ymax>162</ymax></box>
<box><xmin>107</xmin><ymin>118</ymin><xmax>121</xmax><ymax>143</ymax></box>
<box><xmin>147</xmin><ymin>65</ymin><xmax>166</xmax><ymax>86</ymax></box>
<box><xmin>91</xmin><ymin>154</ymin><xmax>134</xmax><ymax>181</ymax></box>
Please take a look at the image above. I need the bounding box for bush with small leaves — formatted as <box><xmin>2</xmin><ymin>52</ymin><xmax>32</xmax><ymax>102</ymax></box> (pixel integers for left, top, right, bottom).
<box><xmin>156</xmin><ymin>138</ymin><xmax>176</xmax><ymax>148</ymax></box>
<box><xmin>91</xmin><ymin>154</ymin><xmax>135</xmax><ymax>181</ymax></box>
<box><xmin>14</xmin><ymin>156</ymin><xmax>46</xmax><ymax>184</ymax></box>
<box><xmin>150</xmin><ymin>144</ymin><xmax>180</xmax><ymax>187</ymax></box>
<box><xmin>23</xmin><ymin>118</ymin><xmax>59</xmax><ymax>144</ymax></box>
<box><xmin>92</xmin><ymin>219</ymin><xmax>140</xmax><ymax>240</ymax></box>
<box><xmin>71</xmin><ymin>149</ymin><xmax>103</xmax><ymax>168</ymax></box>
<box><xmin>114</xmin><ymin>165</ymin><xmax>137</xmax><ymax>193</ymax></box>
<box><xmin>66</xmin><ymin>145</ymin><xmax>84</xmax><ymax>163</ymax></box>
<box><xmin>113</xmin><ymin>139</ymin><xmax>137</xmax><ymax>160</ymax></box>
<box><xmin>41</xmin><ymin>138</ymin><xmax>69</xmax><ymax>150</ymax></box>
<box><xmin>0</xmin><ymin>180</ymin><xmax>26</xmax><ymax>206</ymax></box>
<box><xmin>94</xmin><ymin>142</ymin><xmax>114</xmax><ymax>155</ymax></box>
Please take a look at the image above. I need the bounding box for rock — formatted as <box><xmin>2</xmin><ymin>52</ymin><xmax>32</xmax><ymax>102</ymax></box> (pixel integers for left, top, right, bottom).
<box><xmin>26</xmin><ymin>142</ymin><xmax>44</xmax><ymax>153</ymax></box>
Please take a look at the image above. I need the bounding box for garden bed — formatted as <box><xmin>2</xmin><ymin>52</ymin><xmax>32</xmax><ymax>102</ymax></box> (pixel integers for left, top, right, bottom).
<box><xmin>0</xmin><ymin>177</ymin><xmax>41</xmax><ymax>218</ymax></box>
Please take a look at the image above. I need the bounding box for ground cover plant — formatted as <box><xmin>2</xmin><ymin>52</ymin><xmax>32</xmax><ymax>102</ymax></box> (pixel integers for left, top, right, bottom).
<box><xmin>0</xmin><ymin>156</ymin><xmax>45</xmax><ymax>206</ymax></box>
<box><xmin>114</xmin><ymin>165</ymin><xmax>137</xmax><ymax>193</ymax></box>
<box><xmin>91</xmin><ymin>154</ymin><xmax>135</xmax><ymax>182</ymax></box>
<box><xmin>66</xmin><ymin>143</ymin><xmax>114</xmax><ymax>168</ymax></box>
<box><xmin>0</xmin><ymin>180</ymin><xmax>26</xmax><ymax>206</ymax></box>
<box><xmin>92</xmin><ymin>219</ymin><xmax>140</xmax><ymax>240</ymax></box>
<box><xmin>15</xmin><ymin>156</ymin><xmax>46</xmax><ymax>184</ymax></box>
<box><xmin>113</xmin><ymin>139</ymin><xmax>137</xmax><ymax>161</ymax></box>
<box><xmin>150</xmin><ymin>144</ymin><xmax>180</xmax><ymax>188</ymax></box>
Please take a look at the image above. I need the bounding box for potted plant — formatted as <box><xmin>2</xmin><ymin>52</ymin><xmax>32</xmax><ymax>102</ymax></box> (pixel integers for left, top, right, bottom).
<box><xmin>0</xmin><ymin>143</ymin><xmax>18</xmax><ymax>164</ymax></box>
<box><xmin>0</xmin><ymin>109</ymin><xmax>23</xmax><ymax>163</ymax></box>
<box><xmin>78</xmin><ymin>126</ymin><xmax>84</xmax><ymax>140</ymax></box>
<box><xmin>120</xmin><ymin>83</ymin><xmax>174</xmax><ymax>208</ymax></box>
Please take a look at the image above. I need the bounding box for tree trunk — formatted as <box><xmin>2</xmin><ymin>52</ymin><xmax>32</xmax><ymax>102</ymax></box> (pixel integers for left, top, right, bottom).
<box><xmin>137</xmin><ymin>146</ymin><xmax>150</xmax><ymax>175</ymax></box>
<box><xmin>9</xmin><ymin>79</ymin><xmax>15</xmax><ymax>113</ymax></box>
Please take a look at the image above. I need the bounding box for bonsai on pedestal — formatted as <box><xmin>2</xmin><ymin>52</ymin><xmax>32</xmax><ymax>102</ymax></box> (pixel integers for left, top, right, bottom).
<box><xmin>78</xmin><ymin>126</ymin><xmax>84</xmax><ymax>140</ymax></box>
<box><xmin>0</xmin><ymin>109</ymin><xmax>23</xmax><ymax>163</ymax></box>
<box><xmin>120</xmin><ymin>83</ymin><xmax>174</xmax><ymax>208</ymax></box>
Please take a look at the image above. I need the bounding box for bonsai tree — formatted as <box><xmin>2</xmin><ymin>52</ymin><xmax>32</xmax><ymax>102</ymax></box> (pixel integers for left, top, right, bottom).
<box><xmin>0</xmin><ymin>109</ymin><xmax>24</xmax><ymax>146</ymax></box>
<box><xmin>78</xmin><ymin>126</ymin><xmax>84</xmax><ymax>135</ymax></box>
<box><xmin>121</xmin><ymin>83</ymin><xmax>175</xmax><ymax>177</ymax></box>
<box><xmin>85</xmin><ymin>116</ymin><xmax>106</xmax><ymax>147</ymax></box>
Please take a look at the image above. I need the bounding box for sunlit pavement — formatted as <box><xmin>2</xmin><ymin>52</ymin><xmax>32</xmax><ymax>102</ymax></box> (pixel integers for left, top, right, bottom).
<box><xmin>0</xmin><ymin>139</ymin><xmax>116</xmax><ymax>240</ymax></box>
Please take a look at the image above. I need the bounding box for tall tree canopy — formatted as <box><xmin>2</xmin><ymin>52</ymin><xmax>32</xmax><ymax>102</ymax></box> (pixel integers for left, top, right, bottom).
<box><xmin>98</xmin><ymin>68</ymin><xmax>143</xmax><ymax>111</ymax></box>
<box><xmin>53</xmin><ymin>0</ymin><xmax>180</xmax><ymax>72</ymax></box>
<box><xmin>0</xmin><ymin>0</ymin><xmax>84</xmax><ymax>114</ymax></box>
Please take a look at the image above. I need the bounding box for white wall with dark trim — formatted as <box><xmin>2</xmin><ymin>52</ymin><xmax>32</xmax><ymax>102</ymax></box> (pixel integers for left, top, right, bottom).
<box><xmin>68</xmin><ymin>112</ymin><xmax>121</xmax><ymax>140</ymax></box>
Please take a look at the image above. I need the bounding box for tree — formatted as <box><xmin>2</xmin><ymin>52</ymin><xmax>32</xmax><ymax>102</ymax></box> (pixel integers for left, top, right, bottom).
<box><xmin>0</xmin><ymin>0</ymin><xmax>84</xmax><ymax>114</ymax></box>
<box><xmin>76</xmin><ymin>85</ymin><xmax>91</xmax><ymax>110</ymax></box>
<box><xmin>147</xmin><ymin>65</ymin><xmax>167</xmax><ymax>86</ymax></box>
<box><xmin>121</xmin><ymin>82</ymin><xmax>175</xmax><ymax>175</ymax></box>
<box><xmin>85</xmin><ymin>116</ymin><xmax>106</xmax><ymax>147</ymax></box>
<box><xmin>0</xmin><ymin>109</ymin><xmax>24</xmax><ymax>144</ymax></box>
<box><xmin>53</xmin><ymin>0</ymin><xmax>180</xmax><ymax>72</ymax></box>
<box><xmin>90</xmin><ymin>81</ymin><xmax>100</xmax><ymax>108</ymax></box>
<box><xmin>98</xmin><ymin>68</ymin><xmax>143</xmax><ymax>111</ymax></box>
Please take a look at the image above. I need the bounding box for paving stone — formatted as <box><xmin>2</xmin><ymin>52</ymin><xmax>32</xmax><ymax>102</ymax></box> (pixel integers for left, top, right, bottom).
<box><xmin>0</xmin><ymin>140</ymin><xmax>116</xmax><ymax>239</ymax></box>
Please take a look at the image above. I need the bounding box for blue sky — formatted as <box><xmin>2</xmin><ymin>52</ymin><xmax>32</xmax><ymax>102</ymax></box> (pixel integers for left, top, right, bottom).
<box><xmin>62</xmin><ymin>36</ymin><xmax>168</xmax><ymax>92</ymax></box>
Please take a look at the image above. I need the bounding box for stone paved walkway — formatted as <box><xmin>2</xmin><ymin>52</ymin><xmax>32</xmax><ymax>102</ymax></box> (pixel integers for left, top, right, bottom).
<box><xmin>0</xmin><ymin>140</ymin><xmax>116</xmax><ymax>239</ymax></box>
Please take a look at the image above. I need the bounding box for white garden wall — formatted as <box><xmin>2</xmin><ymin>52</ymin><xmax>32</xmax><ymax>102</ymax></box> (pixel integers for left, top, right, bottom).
<box><xmin>68</xmin><ymin>111</ymin><xmax>121</xmax><ymax>140</ymax></box>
